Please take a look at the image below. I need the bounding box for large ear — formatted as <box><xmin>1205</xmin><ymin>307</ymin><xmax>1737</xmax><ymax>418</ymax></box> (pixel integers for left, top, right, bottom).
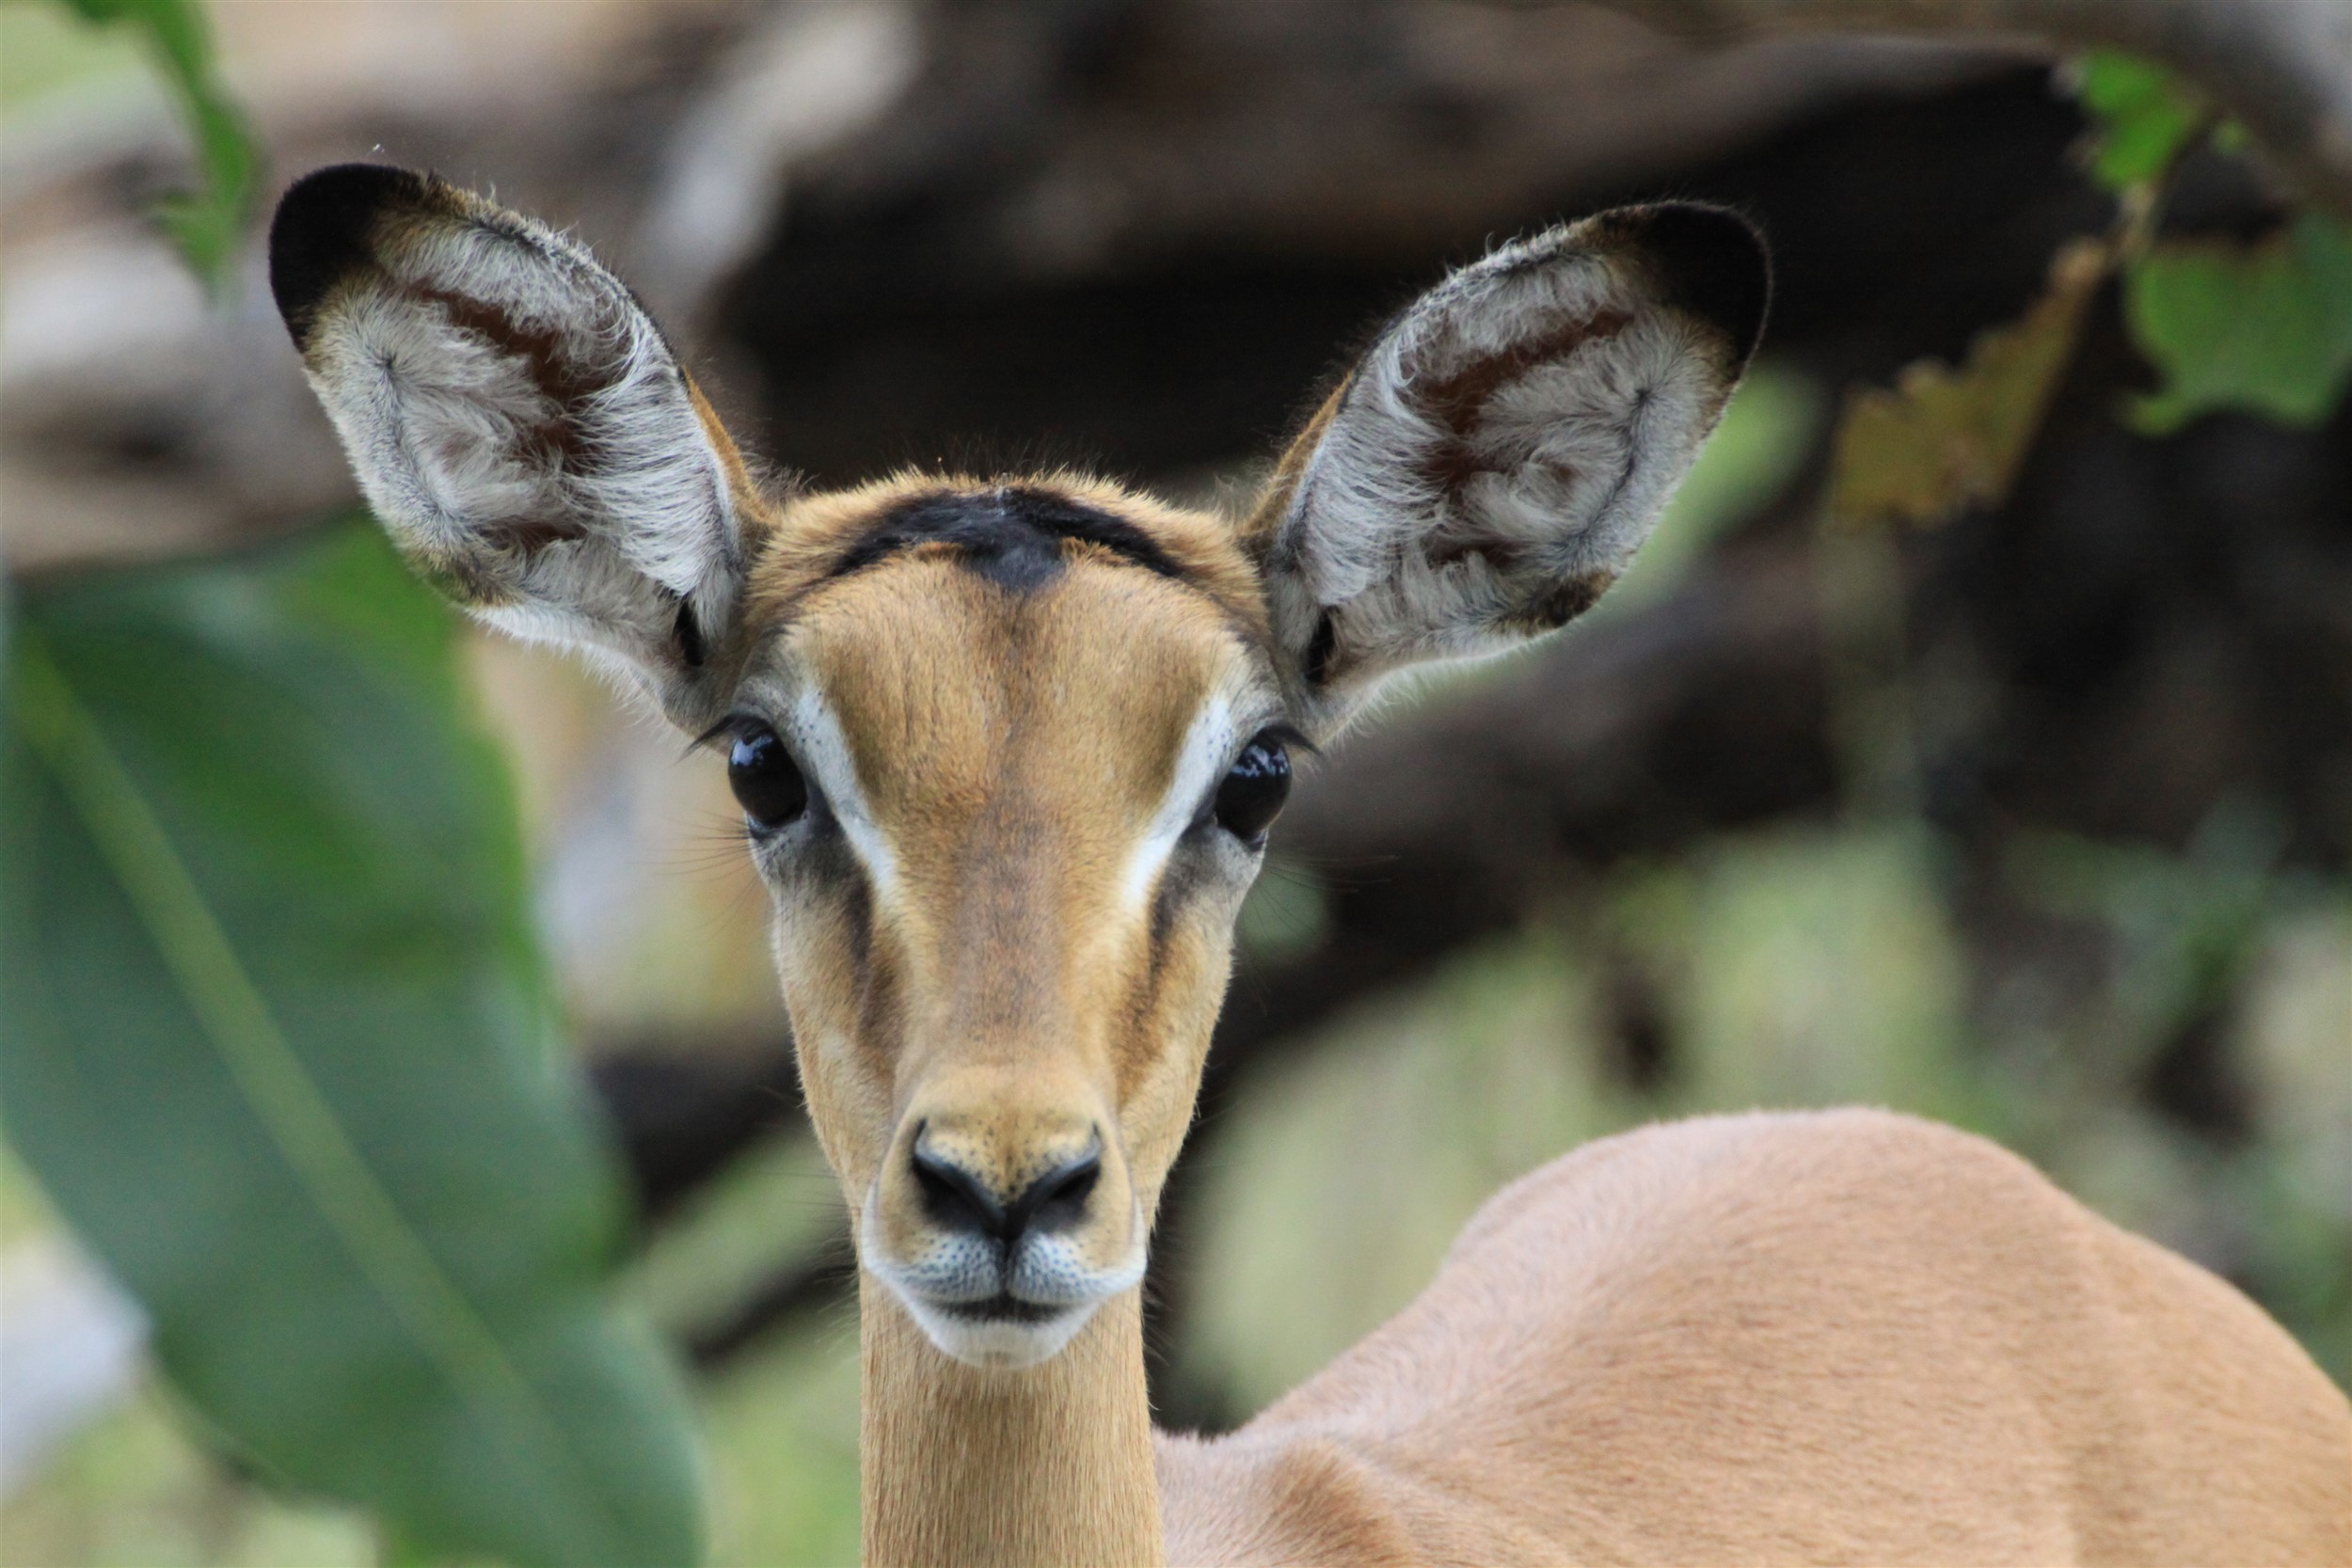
<box><xmin>268</xmin><ymin>163</ymin><xmax>758</xmax><ymax>729</ymax></box>
<box><xmin>1245</xmin><ymin>202</ymin><xmax>1770</xmax><ymax>736</ymax></box>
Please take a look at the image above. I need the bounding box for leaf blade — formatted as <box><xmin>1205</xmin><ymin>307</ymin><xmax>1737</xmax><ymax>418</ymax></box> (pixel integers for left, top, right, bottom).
<box><xmin>0</xmin><ymin>524</ymin><xmax>705</xmax><ymax>1566</ymax></box>
<box><xmin>2074</xmin><ymin>50</ymin><xmax>2208</xmax><ymax>193</ymax></box>
<box><xmin>2125</xmin><ymin>214</ymin><xmax>2352</xmax><ymax>433</ymax></box>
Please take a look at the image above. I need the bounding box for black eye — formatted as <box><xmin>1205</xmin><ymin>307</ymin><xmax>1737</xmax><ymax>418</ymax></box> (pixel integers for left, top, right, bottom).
<box><xmin>1214</xmin><ymin>732</ymin><xmax>1292</xmax><ymax>846</ymax></box>
<box><xmin>728</xmin><ymin>725</ymin><xmax>807</xmax><ymax>831</ymax></box>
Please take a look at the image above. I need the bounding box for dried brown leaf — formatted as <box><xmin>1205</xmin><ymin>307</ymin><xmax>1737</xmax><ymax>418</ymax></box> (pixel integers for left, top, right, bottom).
<box><xmin>1826</xmin><ymin>240</ymin><xmax>2111</xmax><ymax>530</ymax></box>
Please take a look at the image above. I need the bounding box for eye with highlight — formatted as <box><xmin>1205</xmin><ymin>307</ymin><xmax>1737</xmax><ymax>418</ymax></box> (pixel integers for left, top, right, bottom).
<box><xmin>1214</xmin><ymin>730</ymin><xmax>1292</xmax><ymax>847</ymax></box>
<box><xmin>728</xmin><ymin>723</ymin><xmax>808</xmax><ymax>832</ymax></box>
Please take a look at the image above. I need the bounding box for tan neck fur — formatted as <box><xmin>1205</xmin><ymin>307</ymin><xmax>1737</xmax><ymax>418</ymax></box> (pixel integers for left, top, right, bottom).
<box><xmin>860</xmin><ymin>1278</ymin><xmax>1165</xmax><ymax>1568</ymax></box>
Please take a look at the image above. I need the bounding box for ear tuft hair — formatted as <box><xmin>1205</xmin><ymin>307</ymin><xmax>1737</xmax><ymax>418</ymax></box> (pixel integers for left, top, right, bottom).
<box><xmin>268</xmin><ymin>163</ymin><xmax>430</xmax><ymax>351</ymax></box>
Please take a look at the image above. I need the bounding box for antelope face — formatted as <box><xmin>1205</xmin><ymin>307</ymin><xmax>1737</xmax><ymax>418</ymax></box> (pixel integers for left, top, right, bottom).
<box><xmin>728</xmin><ymin>480</ymin><xmax>1286</xmax><ymax>1365</ymax></box>
<box><xmin>270</xmin><ymin>164</ymin><xmax>1768</xmax><ymax>1370</ymax></box>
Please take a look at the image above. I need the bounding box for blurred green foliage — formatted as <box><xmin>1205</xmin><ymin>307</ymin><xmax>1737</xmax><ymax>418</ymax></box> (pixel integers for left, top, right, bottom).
<box><xmin>2076</xmin><ymin>51</ymin><xmax>2352</xmax><ymax>435</ymax></box>
<box><xmin>2125</xmin><ymin>214</ymin><xmax>2352</xmax><ymax>432</ymax></box>
<box><xmin>1836</xmin><ymin>51</ymin><xmax>2352</xmax><ymax>534</ymax></box>
<box><xmin>1</xmin><ymin>526</ymin><xmax>704</xmax><ymax>1566</ymax></box>
<box><xmin>2074</xmin><ymin>50</ymin><xmax>2210</xmax><ymax>193</ymax></box>
<box><xmin>628</xmin><ymin>1139</ymin><xmax>842</xmax><ymax>1350</ymax></box>
<box><xmin>0</xmin><ymin>1387</ymin><xmax>373</xmax><ymax>1567</ymax></box>
<box><xmin>697</xmin><ymin>1330</ymin><xmax>862</xmax><ymax>1568</ymax></box>
<box><xmin>34</xmin><ymin>0</ymin><xmax>260</xmax><ymax>289</ymax></box>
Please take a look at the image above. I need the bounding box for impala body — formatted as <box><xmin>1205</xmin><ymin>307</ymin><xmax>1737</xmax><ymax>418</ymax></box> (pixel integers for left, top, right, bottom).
<box><xmin>271</xmin><ymin>163</ymin><xmax>2352</xmax><ymax>1567</ymax></box>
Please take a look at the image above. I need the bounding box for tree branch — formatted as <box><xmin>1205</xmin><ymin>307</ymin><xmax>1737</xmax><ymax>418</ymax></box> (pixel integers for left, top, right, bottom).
<box><xmin>1563</xmin><ymin>0</ymin><xmax>2352</xmax><ymax>212</ymax></box>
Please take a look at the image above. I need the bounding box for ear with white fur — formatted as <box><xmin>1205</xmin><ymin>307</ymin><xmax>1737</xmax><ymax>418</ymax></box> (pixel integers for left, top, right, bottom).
<box><xmin>268</xmin><ymin>163</ymin><xmax>759</xmax><ymax>730</ymax></box>
<box><xmin>1245</xmin><ymin>202</ymin><xmax>1770</xmax><ymax>736</ymax></box>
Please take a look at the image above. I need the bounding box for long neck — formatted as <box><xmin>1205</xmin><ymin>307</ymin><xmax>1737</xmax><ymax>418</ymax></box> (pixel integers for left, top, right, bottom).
<box><xmin>860</xmin><ymin>1274</ymin><xmax>1166</xmax><ymax>1568</ymax></box>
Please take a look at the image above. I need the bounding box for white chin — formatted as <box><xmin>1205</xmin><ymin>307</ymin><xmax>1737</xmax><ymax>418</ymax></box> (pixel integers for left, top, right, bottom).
<box><xmin>901</xmin><ymin>1294</ymin><xmax>1101</xmax><ymax>1370</ymax></box>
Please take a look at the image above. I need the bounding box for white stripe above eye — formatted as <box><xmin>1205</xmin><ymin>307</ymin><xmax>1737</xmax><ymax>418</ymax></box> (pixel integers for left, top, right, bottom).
<box><xmin>1119</xmin><ymin>690</ymin><xmax>1246</xmax><ymax>917</ymax></box>
<box><xmin>789</xmin><ymin>687</ymin><xmax>900</xmax><ymax>903</ymax></box>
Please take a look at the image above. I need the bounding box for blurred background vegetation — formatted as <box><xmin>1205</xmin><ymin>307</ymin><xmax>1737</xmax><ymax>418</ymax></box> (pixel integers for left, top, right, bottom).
<box><xmin>2</xmin><ymin>1</ymin><xmax>2347</xmax><ymax>1564</ymax></box>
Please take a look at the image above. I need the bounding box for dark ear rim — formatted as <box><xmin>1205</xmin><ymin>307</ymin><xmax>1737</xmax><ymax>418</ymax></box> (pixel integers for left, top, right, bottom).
<box><xmin>268</xmin><ymin>163</ymin><xmax>434</xmax><ymax>352</ymax></box>
<box><xmin>1596</xmin><ymin>201</ymin><xmax>1772</xmax><ymax>369</ymax></box>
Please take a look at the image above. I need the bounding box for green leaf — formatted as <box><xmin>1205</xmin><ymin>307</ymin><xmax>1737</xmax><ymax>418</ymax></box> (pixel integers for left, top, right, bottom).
<box><xmin>2125</xmin><ymin>214</ymin><xmax>2352</xmax><ymax>433</ymax></box>
<box><xmin>0</xmin><ymin>524</ymin><xmax>705</xmax><ymax>1567</ymax></box>
<box><xmin>49</xmin><ymin>0</ymin><xmax>260</xmax><ymax>288</ymax></box>
<box><xmin>2074</xmin><ymin>50</ymin><xmax>2207</xmax><ymax>192</ymax></box>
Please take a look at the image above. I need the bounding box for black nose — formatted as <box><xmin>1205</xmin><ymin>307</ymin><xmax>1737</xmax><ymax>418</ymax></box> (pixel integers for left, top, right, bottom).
<box><xmin>910</xmin><ymin>1140</ymin><xmax>1102</xmax><ymax>1245</ymax></box>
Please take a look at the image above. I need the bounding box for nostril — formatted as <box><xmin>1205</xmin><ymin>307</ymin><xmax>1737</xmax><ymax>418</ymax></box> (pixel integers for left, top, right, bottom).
<box><xmin>911</xmin><ymin>1147</ymin><xmax>1009</xmax><ymax>1239</ymax></box>
<box><xmin>906</xmin><ymin>1138</ymin><xmax>1105</xmax><ymax>1245</ymax></box>
<box><xmin>1009</xmin><ymin>1148</ymin><xmax>1102</xmax><ymax>1238</ymax></box>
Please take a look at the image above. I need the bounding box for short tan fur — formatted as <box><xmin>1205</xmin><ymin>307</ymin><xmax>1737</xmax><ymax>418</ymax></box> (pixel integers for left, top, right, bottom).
<box><xmin>272</xmin><ymin>163</ymin><xmax>2350</xmax><ymax>1567</ymax></box>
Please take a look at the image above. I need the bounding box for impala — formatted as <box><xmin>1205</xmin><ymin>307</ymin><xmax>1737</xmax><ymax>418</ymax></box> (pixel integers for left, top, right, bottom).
<box><xmin>270</xmin><ymin>163</ymin><xmax>2351</xmax><ymax>1567</ymax></box>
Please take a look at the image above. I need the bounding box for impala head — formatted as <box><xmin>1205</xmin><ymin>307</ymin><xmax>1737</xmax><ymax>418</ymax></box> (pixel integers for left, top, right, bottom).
<box><xmin>271</xmin><ymin>164</ymin><xmax>1768</xmax><ymax>1369</ymax></box>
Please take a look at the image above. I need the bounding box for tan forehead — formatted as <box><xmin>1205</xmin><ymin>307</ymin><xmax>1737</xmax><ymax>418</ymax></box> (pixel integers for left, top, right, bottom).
<box><xmin>743</xmin><ymin>472</ymin><xmax>1270</xmax><ymax>633</ymax></box>
<box><xmin>744</xmin><ymin>477</ymin><xmax>1277</xmax><ymax>829</ymax></box>
<box><xmin>787</xmin><ymin>557</ymin><xmax>1255</xmax><ymax>826</ymax></box>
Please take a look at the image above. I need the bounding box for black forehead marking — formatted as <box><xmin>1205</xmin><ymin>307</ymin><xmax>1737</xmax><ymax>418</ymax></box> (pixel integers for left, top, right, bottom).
<box><xmin>829</xmin><ymin>486</ymin><xmax>1191</xmax><ymax>592</ymax></box>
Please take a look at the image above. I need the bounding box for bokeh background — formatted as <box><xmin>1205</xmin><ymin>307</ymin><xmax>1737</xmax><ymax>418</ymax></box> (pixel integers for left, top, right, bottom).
<box><xmin>3</xmin><ymin>2</ymin><xmax>2347</xmax><ymax>1564</ymax></box>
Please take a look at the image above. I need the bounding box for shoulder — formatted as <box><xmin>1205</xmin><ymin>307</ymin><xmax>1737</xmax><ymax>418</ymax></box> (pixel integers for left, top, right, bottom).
<box><xmin>1447</xmin><ymin>1106</ymin><xmax>2058</xmax><ymax>1266</ymax></box>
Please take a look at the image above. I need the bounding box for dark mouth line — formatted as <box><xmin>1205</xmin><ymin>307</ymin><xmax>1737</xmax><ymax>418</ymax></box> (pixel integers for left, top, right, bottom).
<box><xmin>938</xmin><ymin>1293</ymin><xmax>1070</xmax><ymax>1325</ymax></box>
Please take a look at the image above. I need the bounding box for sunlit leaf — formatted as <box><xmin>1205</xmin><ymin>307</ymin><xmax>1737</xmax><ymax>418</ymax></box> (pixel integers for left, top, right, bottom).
<box><xmin>2073</xmin><ymin>50</ymin><xmax>2208</xmax><ymax>192</ymax></box>
<box><xmin>0</xmin><ymin>524</ymin><xmax>705</xmax><ymax>1566</ymax></box>
<box><xmin>52</xmin><ymin>0</ymin><xmax>260</xmax><ymax>288</ymax></box>
<box><xmin>1826</xmin><ymin>240</ymin><xmax>2109</xmax><ymax>530</ymax></box>
<box><xmin>2125</xmin><ymin>214</ymin><xmax>2352</xmax><ymax>433</ymax></box>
